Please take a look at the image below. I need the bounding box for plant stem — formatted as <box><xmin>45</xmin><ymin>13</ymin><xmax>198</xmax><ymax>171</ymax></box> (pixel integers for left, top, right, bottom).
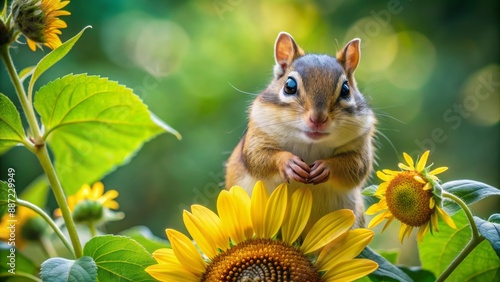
<box><xmin>89</xmin><ymin>221</ymin><xmax>97</xmax><ymax>238</ymax></box>
<box><xmin>1</xmin><ymin>45</ymin><xmax>83</xmax><ymax>258</ymax></box>
<box><xmin>0</xmin><ymin>45</ymin><xmax>42</xmax><ymax>146</ymax></box>
<box><xmin>443</xmin><ymin>192</ymin><xmax>480</xmax><ymax>239</ymax></box>
<box><xmin>435</xmin><ymin>192</ymin><xmax>484</xmax><ymax>282</ymax></box>
<box><xmin>435</xmin><ymin>235</ymin><xmax>484</xmax><ymax>282</ymax></box>
<box><xmin>36</xmin><ymin>145</ymin><xmax>83</xmax><ymax>258</ymax></box>
<box><xmin>17</xmin><ymin>199</ymin><xmax>74</xmax><ymax>256</ymax></box>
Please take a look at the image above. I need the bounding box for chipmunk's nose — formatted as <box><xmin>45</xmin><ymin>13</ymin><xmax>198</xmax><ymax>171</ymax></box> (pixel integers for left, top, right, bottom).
<box><xmin>308</xmin><ymin>112</ymin><xmax>328</xmax><ymax>130</ymax></box>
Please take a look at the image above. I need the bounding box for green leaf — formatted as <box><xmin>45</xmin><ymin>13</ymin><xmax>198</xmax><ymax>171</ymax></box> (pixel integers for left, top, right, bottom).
<box><xmin>0</xmin><ymin>181</ymin><xmax>8</xmax><ymax>218</ymax></box>
<box><xmin>442</xmin><ymin>180</ymin><xmax>500</xmax><ymax>215</ymax></box>
<box><xmin>0</xmin><ymin>242</ymin><xmax>38</xmax><ymax>277</ymax></box>
<box><xmin>359</xmin><ymin>247</ymin><xmax>413</xmax><ymax>282</ymax></box>
<box><xmin>362</xmin><ymin>185</ymin><xmax>378</xmax><ymax>196</ymax></box>
<box><xmin>398</xmin><ymin>266</ymin><xmax>435</xmax><ymax>282</ymax></box>
<box><xmin>28</xmin><ymin>26</ymin><xmax>91</xmax><ymax>95</ymax></box>
<box><xmin>34</xmin><ymin>74</ymin><xmax>174</xmax><ymax>194</ymax></box>
<box><xmin>19</xmin><ymin>175</ymin><xmax>48</xmax><ymax>208</ymax></box>
<box><xmin>419</xmin><ymin>210</ymin><xmax>500</xmax><ymax>281</ymax></box>
<box><xmin>83</xmin><ymin>235</ymin><xmax>156</xmax><ymax>282</ymax></box>
<box><xmin>40</xmin><ymin>256</ymin><xmax>97</xmax><ymax>282</ymax></box>
<box><xmin>119</xmin><ymin>226</ymin><xmax>171</xmax><ymax>253</ymax></box>
<box><xmin>474</xmin><ymin>216</ymin><xmax>500</xmax><ymax>259</ymax></box>
<box><xmin>489</xmin><ymin>214</ymin><xmax>500</xmax><ymax>224</ymax></box>
<box><xmin>0</xmin><ymin>93</ymin><xmax>26</xmax><ymax>151</ymax></box>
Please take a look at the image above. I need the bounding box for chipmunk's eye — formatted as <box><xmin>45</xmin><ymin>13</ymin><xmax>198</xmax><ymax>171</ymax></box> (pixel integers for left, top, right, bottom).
<box><xmin>339</xmin><ymin>81</ymin><xmax>350</xmax><ymax>99</ymax></box>
<box><xmin>284</xmin><ymin>77</ymin><xmax>297</xmax><ymax>95</ymax></box>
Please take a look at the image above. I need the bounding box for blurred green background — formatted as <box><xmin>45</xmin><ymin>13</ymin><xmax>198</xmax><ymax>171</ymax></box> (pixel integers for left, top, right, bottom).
<box><xmin>1</xmin><ymin>0</ymin><xmax>498</xmax><ymax>266</ymax></box>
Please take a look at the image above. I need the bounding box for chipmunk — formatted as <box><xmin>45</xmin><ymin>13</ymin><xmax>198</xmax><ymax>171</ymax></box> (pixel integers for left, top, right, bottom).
<box><xmin>225</xmin><ymin>32</ymin><xmax>376</xmax><ymax>229</ymax></box>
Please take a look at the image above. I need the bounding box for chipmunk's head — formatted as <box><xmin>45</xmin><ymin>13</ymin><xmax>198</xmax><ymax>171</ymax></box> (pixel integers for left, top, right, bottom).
<box><xmin>253</xmin><ymin>32</ymin><xmax>375</xmax><ymax>147</ymax></box>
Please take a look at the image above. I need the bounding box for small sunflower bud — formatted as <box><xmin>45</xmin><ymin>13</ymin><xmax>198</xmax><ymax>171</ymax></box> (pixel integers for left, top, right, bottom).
<box><xmin>20</xmin><ymin>216</ymin><xmax>48</xmax><ymax>242</ymax></box>
<box><xmin>72</xmin><ymin>200</ymin><xmax>103</xmax><ymax>223</ymax></box>
<box><xmin>10</xmin><ymin>0</ymin><xmax>70</xmax><ymax>51</ymax></box>
<box><xmin>11</xmin><ymin>0</ymin><xmax>46</xmax><ymax>42</ymax></box>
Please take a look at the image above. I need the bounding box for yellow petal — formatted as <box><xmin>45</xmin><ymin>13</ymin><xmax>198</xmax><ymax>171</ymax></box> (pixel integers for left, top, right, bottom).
<box><xmin>414</xmin><ymin>175</ymin><xmax>425</xmax><ymax>184</ymax></box>
<box><xmin>403</xmin><ymin>152</ymin><xmax>415</xmax><ymax>170</ymax></box>
<box><xmin>263</xmin><ymin>183</ymin><xmax>288</xmax><ymax>238</ymax></box>
<box><xmin>152</xmin><ymin>248</ymin><xmax>179</xmax><ymax>264</ymax></box>
<box><xmin>145</xmin><ymin>263</ymin><xmax>199</xmax><ymax>282</ymax></box>
<box><xmin>398</xmin><ymin>163</ymin><xmax>412</xmax><ymax>171</ymax></box>
<box><xmin>365</xmin><ymin>198</ymin><xmax>387</xmax><ymax>215</ymax></box>
<box><xmin>322</xmin><ymin>258</ymin><xmax>378</xmax><ymax>282</ymax></box>
<box><xmin>316</xmin><ymin>229</ymin><xmax>374</xmax><ymax>271</ymax></box>
<box><xmin>431</xmin><ymin>211</ymin><xmax>439</xmax><ymax>232</ymax></box>
<box><xmin>367</xmin><ymin>210</ymin><xmax>390</xmax><ymax>228</ymax></box>
<box><xmin>165</xmin><ymin>229</ymin><xmax>206</xmax><ymax>276</ymax></box>
<box><xmin>374</xmin><ymin>182</ymin><xmax>389</xmax><ymax>197</ymax></box>
<box><xmin>398</xmin><ymin>224</ymin><xmax>411</xmax><ymax>243</ymax></box>
<box><xmin>183</xmin><ymin>211</ymin><xmax>217</xmax><ymax>259</ymax></box>
<box><xmin>91</xmin><ymin>182</ymin><xmax>104</xmax><ymax>199</ymax></box>
<box><xmin>376</xmin><ymin>171</ymin><xmax>393</xmax><ymax>182</ymax></box>
<box><xmin>250</xmin><ymin>181</ymin><xmax>268</xmax><ymax>238</ymax></box>
<box><xmin>301</xmin><ymin>209</ymin><xmax>354</xmax><ymax>254</ymax></box>
<box><xmin>417</xmin><ymin>222</ymin><xmax>430</xmax><ymax>242</ymax></box>
<box><xmin>27</xmin><ymin>38</ymin><xmax>37</xmax><ymax>51</ymax></box>
<box><xmin>191</xmin><ymin>205</ymin><xmax>229</xmax><ymax>251</ymax></box>
<box><xmin>217</xmin><ymin>187</ymin><xmax>252</xmax><ymax>244</ymax></box>
<box><xmin>282</xmin><ymin>187</ymin><xmax>312</xmax><ymax>245</ymax></box>
<box><xmin>437</xmin><ymin>206</ymin><xmax>457</xmax><ymax>229</ymax></box>
<box><xmin>429</xmin><ymin>166</ymin><xmax>448</xmax><ymax>176</ymax></box>
<box><xmin>429</xmin><ymin>197</ymin><xmax>435</xmax><ymax>209</ymax></box>
<box><xmin>382</xmin><ymin>169</ymin><xmax>399</xmax><ymax>175</ymax></box>
<box><xmin>423</xmin><ymin>183</ymin><xmax>432</xmax><ymax>191</ymax></box>
<box><xmin>381</xmin><ymin>215</ymin><xmax>395</xmax><ymax>232</ymax></box>
<box><xmin>416</xmin><ymin>150</ymin><xmax>430</xmax><ymax>172</ymax></box>
<box><xmin>99</xmin><ymin>190</ymin><xmax>119</xmax><ymax>209</ymax></box>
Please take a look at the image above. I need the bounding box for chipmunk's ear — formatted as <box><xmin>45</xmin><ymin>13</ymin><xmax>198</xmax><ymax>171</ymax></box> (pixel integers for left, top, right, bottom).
<box><xmin>274</xmin><ymin>32</ymin><xmax>304</xmax><ymax>78</ymax></box>
<box><xmin>337</xmin><ymin>38</ymin><xmax>361</xmax><ymax>76</ymax></box>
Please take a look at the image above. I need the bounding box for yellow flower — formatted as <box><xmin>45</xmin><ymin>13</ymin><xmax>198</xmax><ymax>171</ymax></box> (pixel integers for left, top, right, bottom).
<box><xmin>146</xmin><ymin>181</ymin><xmax>378</xmax><ymax>281</ymax></box>
<box><xmin>366</xmin><ymin>150</ymin><xmax>457</xmax><ymax>243</ymax></box>
<box><xmin>54</xmin><ymin>182</ymin><xmax>119</xmax><ymax>222</ymax></box>
<box><xmin>11</xmin><ymin>0</ymin><xmax>70</xmax><ymax>51</ymax></box>
<box><xmin>0</xmin><ymin>206</ymin><xmax>45</xmax><ymax>249</ymax></box>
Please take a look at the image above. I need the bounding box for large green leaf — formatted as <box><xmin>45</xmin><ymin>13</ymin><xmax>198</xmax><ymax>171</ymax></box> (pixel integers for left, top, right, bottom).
<box><xmin>28</xmin><ymin>26</ymin><xmax>91</xmax><ymax>96</ymax></box>
<box><xmin>398</xmin><ymin>266</ymin><xmax>435</xmax><ymax>282</ymax></box>
<box><xmin>83</xmin><ymin>235</ymin><xmax>156</xmax><ymax>282</ymax></box>
<box><xmin>475</xmin><ymin>216</ymin><xmax>500</xmax><ymax>259</ymax></box>
<box><xmin>0</xmin><ymin>93</ymin><xmax>26</xmax><ymax>152</ymax></box>
<box><xmin>442</xmin><ymin>180</ymin><xmax>500</xmax><ymax>216</ymax></box>
<box><xmin>359</xmin><ymin>247</ymin><xmax>413</xmax><ymax>282</ymax></box>
<box><xmin>34</xmin><ymin>74</ymin><xmax>178</xmax><ymax>194</ymax></box>
<box><xmin>119</xmin><ymin>226</ymin><xmax>170</xmax><ymax>254</ymax></box>
<box><xmin>419</xmin><ymin>210</ymin><xmax>500</xmax><ymax>281</ymax></box>
<box><xmin>40</xmin><ymin>256</ymin><xmax>97</xmax><ymax>282</ymax></box>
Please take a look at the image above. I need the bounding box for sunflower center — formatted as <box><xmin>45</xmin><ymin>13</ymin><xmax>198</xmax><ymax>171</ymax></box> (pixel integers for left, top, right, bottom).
<box><xmin>202</xmin><ymin>238</ymin><xmax>321</xmax><ymax>282</ymax></box>
<box><xmin>385</xmin><ymin>171</ymin><xmax>434</xmax><ymax>227</ymax></box>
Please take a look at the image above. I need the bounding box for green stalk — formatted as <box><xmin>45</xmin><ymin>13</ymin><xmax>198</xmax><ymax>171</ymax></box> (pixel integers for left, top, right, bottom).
<box><xmin>17</xmin><ymin>199</ymin><xmax>74</xmax><ymax>256</ymax></box>
<box><xmin>0</xmin><ymin>272</ymin><xmax>42</xmax><ymax>282</ymax></box>
<box><xmin>435</xmin><ymin>192</ymin><xmax>484</xmax><ymax>282</ymax></box>
<box><xmin>0</xmin><ymin>45</ymin><xmax>82</xmax><ymax>258</ymax></box>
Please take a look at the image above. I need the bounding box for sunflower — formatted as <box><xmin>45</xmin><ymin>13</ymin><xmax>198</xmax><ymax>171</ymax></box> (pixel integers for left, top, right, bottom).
<box><xmin>11</xmin><ymin>0</ymin><xmax>70</xmax><ymax>51</ymax></box>
<box><xmin>366</xmin><ymin>150</ymin><xmax>456</xmax><ymax>243</ymax></box>
<box><xmin>54</xmin><ymin>182</ymin><xmax>119</xmax><ymax>222</ymax></box>
<box><xmin>146</xmin><ymin>181</ymin><xmax>378</xmax><ymax>281</ymax></box>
